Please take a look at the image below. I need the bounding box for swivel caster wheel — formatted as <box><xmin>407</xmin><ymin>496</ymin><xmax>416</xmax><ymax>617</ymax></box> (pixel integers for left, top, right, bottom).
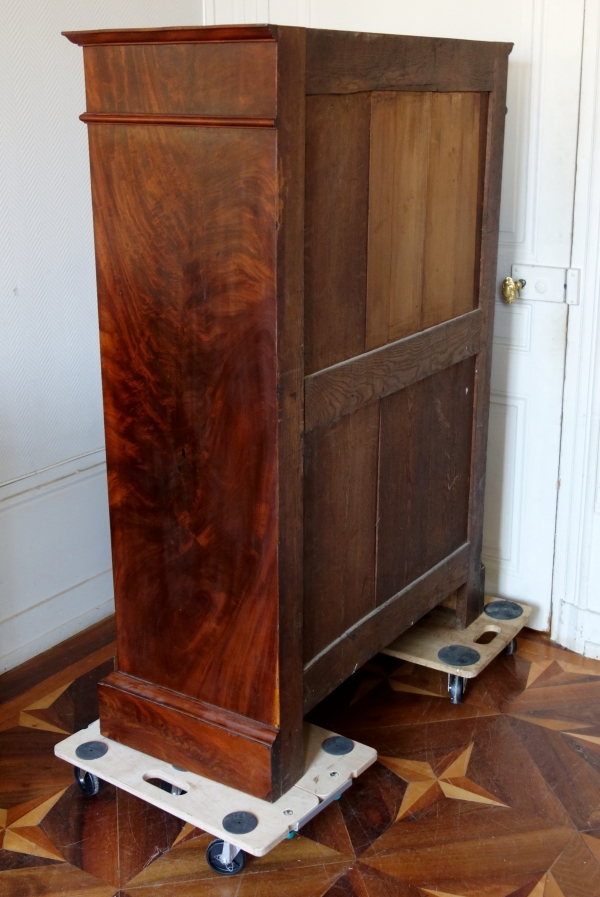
<box><xmin>74</xmin><ymin>766</ymin><xmax>100</xmax><ymax>796</ymax></box>
<box><xmin>448</xmin><ymin>674</ymin><xmax>465</xmax><ymax>705</ymax></box>
<box><xmin>206</xmin><ymin>839</ymin><xmax>246</xmax><ymax>876</ymax></box>
<box><xmin>503</xmin><ymin>637</ymin><xmax>517</xmax><ymax>656</ymax></box>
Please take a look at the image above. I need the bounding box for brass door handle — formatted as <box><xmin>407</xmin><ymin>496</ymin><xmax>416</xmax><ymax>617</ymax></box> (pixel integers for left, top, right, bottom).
<box><xmin>501</xmin><ymin>276</ymin><xmax>526</xmax><ymax>304</ymax></box>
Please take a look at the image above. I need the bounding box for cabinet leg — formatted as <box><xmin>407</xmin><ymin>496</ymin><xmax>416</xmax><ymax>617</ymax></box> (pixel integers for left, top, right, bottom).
<box><xmin>455</xmin><ymin>563</ymin><xmax>485</xmax><ymax>629</ymax></box>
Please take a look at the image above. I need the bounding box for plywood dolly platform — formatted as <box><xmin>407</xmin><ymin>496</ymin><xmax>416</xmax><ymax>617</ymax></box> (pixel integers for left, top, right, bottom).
<box><xmin>55</xmin><ymin>721</ymin><xmax>376</xmax><ymax>876</ymax></box>
<box><xmin>382</xmin><ymin>597</ymin><xmax>533</xmax><ymax>704</ymax></box>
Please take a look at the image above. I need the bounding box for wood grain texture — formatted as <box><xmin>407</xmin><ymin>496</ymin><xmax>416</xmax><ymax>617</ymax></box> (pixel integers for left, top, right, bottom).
<box><xmin>366</xmin><ymin>91</ymin><xmax>485</xmax><ymax>350</ymax></box>
<box><xmin>89</xmin><ymin>122</ymin><xmax>279</xmax><ymax>725</ymax></box>
<box><xmin>83</xmin><ymin>42</ymin><xmax>277</xmax><ymax>117</ymax></box>
<box><xmin>366</xmin><ymin>91</ymin><xmax>430</xmax><ymax>349</ymax></box>
<box><xmin>422</xmin><ymin>92</ymin><xmax>485</xmax><ymax>329</ymax></box>
<box><xmin>98</xmin><ymin>673</ymin><xmax>278</xmax><ymax>799</ymax></box>
<box><xmin>456</xmin><ymin>50</ymin><xmax>511</xmax><ymax>628</ymax></box>
<box><xmin>304</xmin><ymin>93</ymin><xmax>370</xmax><ymax>374</ymax></box>
<box><xmin>376</xmin><ymin>358</ymin><xmax>475</xmax><ymax>604</ymax></box>
<box><xmin>303</xmin><ymin>543</ymin><xmax>470</xmax><ymax>711</ymax></box>
<box><xmin>306</xmin><ymin>30</ymin><xmax>506</xmax><ymax>95</ymax></box>
<box><xmin>303</xmin><ymin>402</ymin><xmax>379</xmax><ymax>664</ymax></box>
<box><xmin>305</xmin><ymin>309</ymin><xmax>481</xmax><ymax>431</ymax></box>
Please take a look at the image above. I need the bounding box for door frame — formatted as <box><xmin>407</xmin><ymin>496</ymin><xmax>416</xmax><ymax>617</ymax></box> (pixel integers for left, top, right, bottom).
<box><xmin>553</xmin><ymin>0</ymin><xmax>600</xmax><ymax>655</ymax></box>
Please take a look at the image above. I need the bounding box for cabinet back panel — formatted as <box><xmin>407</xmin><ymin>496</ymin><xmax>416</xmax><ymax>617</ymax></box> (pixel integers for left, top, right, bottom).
<box><xmin>84</xmin><ymin>42</ymin><xmax>277</xmax><ymax>118</ymax></box>
<box><xmin>303</xmin><ymin>402</ymin><xmax>379</xmax><ymax>663</ymax></box>
<box><xmin>304</xmin><ymin>93</ymin><xmax>370</xmax><ymax>374</ymax></box>
<box><xmin>367</xmin><ymin>91</ymin><xmax>486</xmax><ymax>349</ymax></box>
<box><xmin>376</xmin><ymin>357</ymin><xmax>475</xmax><ymax>603</ymax></box>
<box><xmin>88</xmin><ymin>123</ymin><xmax>280</xmax><ymax>725</ymax></box>
<box><xmin>302</xmin><ymin>90</ymin><xmax>484</xmax><ymax>665</ymax></box>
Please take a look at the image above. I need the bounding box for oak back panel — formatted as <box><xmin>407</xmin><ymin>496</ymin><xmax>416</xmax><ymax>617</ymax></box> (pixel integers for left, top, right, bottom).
<box><xmin>303</xmin><ymin>39</ymin><xmax>503</xmax><ymax>700</ymax></box>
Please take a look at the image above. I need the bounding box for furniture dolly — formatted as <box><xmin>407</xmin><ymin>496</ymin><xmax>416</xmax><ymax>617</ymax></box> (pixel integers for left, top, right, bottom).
<box><xmin>55</xmin><ymin>721</ymin><xmax>376</xmax><ymax>876</ymax></box>
<box><xmin>383</xmin><ymin>597</ymin><xmax>533</xmax><ymax>704</ymax></box>
<box><xmin>53</xmin><ymin>597</ymin><xmax>529</xmax><ymax>874</ymax></box>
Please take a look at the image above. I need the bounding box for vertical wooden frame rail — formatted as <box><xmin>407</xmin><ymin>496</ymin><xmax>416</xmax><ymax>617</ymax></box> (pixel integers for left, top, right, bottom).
<box><xmin>456</xmin><ymin>50</ymin><xmax>511</xmax><ymax>628</ymax></box>
<box><xmin>64</xmin><ymin>25</ymin><xmax>510</xmax><ymax>800</ymax></box>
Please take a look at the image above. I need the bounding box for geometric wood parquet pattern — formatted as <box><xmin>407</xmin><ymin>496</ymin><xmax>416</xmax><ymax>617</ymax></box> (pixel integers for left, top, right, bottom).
<box><xmin>3</xmin><ymin>630</ymin><xmax>600</xmax><ymax>896</ymax></box>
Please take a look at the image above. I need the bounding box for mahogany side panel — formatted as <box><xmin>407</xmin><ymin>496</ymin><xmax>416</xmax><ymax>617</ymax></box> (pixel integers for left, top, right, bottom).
<box><xmin>305</xmin><ymin>30</ymin><xmax>505</xmax><ymax>95</ymax></box>
<box><xmin>83</xmin><ymin>42</ymin><xmax>277</xmax><ymax>118</ymax></box>
<box><xmin>88</xmin><ymin>122</ymin><xmax>280</xmax><ymax>726</ymax></box>
<box><xmin>304</xmin><ymin>93</ymin><xmax>370</xmax><ymax>374</ymax></box>
<box><xmin>303</xmin><ymin>402</ymin><xmax>379</xmax><ymax>664</ymax></box>
<box><xmin>376</xmin><ymin>358</ymin><xmax>475</xmax><ymax>605</ymax></box>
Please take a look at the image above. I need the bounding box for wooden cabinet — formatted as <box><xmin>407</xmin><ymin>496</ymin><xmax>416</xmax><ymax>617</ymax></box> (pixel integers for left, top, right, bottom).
<box><xmin>64</xmin><ymin>24</ymin><xmax>511</xmax><ymax>801</ymax></box>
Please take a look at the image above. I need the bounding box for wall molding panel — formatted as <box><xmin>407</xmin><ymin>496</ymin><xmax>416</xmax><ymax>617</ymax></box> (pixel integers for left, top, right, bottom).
<box><xmin>0</xmin><ymin>453</ymin><xmax>113</xmax><ymax>674</ymax></box>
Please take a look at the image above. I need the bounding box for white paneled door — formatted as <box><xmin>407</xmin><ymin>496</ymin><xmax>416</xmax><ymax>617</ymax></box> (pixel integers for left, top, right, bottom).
<box><xmin>207</xmin><ymin>0</ymin><xmax>585</xmax><ymax>630</ymax></box>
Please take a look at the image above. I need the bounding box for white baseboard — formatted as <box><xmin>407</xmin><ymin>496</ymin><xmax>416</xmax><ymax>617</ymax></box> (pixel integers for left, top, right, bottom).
<box><xmin>0</xmin><ymin>450</ymin><xmax>115</xmax><ymax>673</ymax></box>
<box><xmin>0</xmin><ymin>576</ymin><xmax>114</xmax><ymax>674</ymax></box>
<box><xmin>553</xmin><ymin>602</ymin><xmax>600</xmax><ymax>661</ymax></box>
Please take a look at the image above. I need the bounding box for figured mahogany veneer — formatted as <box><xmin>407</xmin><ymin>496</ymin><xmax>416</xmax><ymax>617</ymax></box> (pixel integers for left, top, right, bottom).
<box><xmin>64</xmin><ymin>25</ymin><xmax>511</xmax><ymax>801</ymax></box>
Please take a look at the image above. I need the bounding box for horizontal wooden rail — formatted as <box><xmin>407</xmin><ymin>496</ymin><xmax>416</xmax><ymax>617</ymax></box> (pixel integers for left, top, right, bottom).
<box><xmin>303</xmin><ymin>543</ymin><xmax>470</xmax><ymax>711</ymax></box>
<box><xmin>305</xmin><ymin>309</ymin><xmax>482</xmax><ymax>431</ymax></box>
<box><xmin>80</xmin><ymin>112</ymin><xmax>276</xmax><ymax>128</ymax></box>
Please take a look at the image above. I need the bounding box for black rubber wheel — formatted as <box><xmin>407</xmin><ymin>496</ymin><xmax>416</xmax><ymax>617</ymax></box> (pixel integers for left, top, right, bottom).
<box><xmin>206</xmin><ymin>839</ymin><xmax>246</xmax><ymax>876</ymax></box>
<box><xmin>74</xmin><ymin>766</ymin><xmax>100</xmax><ymax>796</ymax></box>
<box><xmin>448</xmin><ymin>675</ymin><xmax>465</xmax><ymax>705</ymax></box>
<box><xmin>503</xmin><ymin>637</ymin><xmax>518</xmax><ymax>656</ymax></box>
<box><xmin>158</xmin><ymin>780</ymin><xmax>183</xmax><ymax>795</ymax></box>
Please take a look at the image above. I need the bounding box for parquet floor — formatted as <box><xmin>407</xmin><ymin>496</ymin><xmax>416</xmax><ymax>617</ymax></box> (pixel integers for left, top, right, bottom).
<box><xmin>2</xmin><ymin>627</ymin><xmax>600</xmax><ymax>896</ymax></box>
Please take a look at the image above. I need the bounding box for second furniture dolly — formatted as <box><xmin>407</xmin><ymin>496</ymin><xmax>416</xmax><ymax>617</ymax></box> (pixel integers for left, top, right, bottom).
<box><xmin>383</xmin><ymin>597</ymin><xmax>532</xmax><ymax>703</ymax></box>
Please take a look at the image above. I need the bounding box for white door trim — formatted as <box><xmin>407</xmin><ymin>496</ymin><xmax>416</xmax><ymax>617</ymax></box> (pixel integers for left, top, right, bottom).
<box><xmin>553</xmin><ymin>0</ymin><xmax>600</xmax><ymax>655</ymax></box>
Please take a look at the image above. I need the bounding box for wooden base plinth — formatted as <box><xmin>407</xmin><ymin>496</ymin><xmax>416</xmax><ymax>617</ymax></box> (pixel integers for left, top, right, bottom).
<box><xmin>98</xmin><ymin>672</ymin><xmax>281</xmax><ymax>800</ymax></box>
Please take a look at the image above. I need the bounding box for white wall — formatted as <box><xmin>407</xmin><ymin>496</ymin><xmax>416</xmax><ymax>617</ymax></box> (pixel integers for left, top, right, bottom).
<box><xmin>0</xmin><ymin>1</ymin><xmax>204</xmax><ymax>673</ymax></box>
